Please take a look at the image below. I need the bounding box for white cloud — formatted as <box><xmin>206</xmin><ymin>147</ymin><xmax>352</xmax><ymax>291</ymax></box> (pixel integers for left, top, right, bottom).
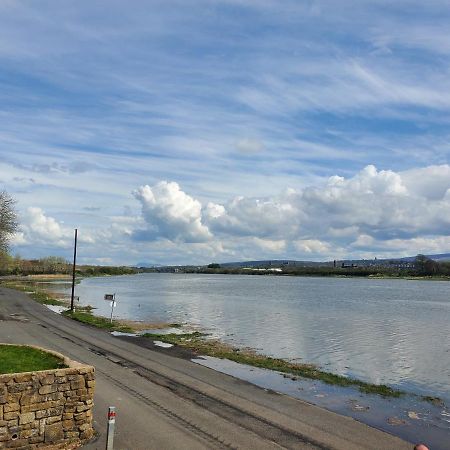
<box><xmin>236</xmin><ymin>138</ymin><xmax>265</xmax><ymax>154</ymax></box>
<box><xmin>129</xmin><ymin>164</ymin><xmax>450</xmax><ymax>261</ymax></box>
<box><xmin>133</xmin><ymin>181</ymin><xmax>212</xmax><ymax>243</ymax></box>
<box><xmin>18</xmin><ymin>207</ymin><xmax>71</xmax><ymax>248</ymax></box>
<box><xmin>253</xmin><ymin>238</ymin><xmax>286</xmax><ymax>253</ymax></box>
<box><xmin>293</xmin><ymin>239</ymin><xmax>331</xmax><ymax>254</ymax></box>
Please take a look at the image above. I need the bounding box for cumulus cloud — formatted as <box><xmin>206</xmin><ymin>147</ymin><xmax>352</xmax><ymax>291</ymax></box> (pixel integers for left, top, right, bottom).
<box><xmin>253</xmin><ymin>238</ymin><xmax>286</xmax><ymax>253</ymax></box>
<box><xmin>14</xmin><ymin>207</ymin><xmax>98</xmax><ymax>250</ymax></box>
<box><xmin>133</xmin><ymin>181</ymin><xmax>212</xmax><ymax>243</ymax></box>
<box><xmin>131</xmin><ymin>164</ymin><xmax>450</xmax><ymax>260</ymax></box>
<box><xmin>293</xmin><ymin>239</ymin><xmax>331</xmax><ymax>254</ymax></box>
<box><xmin>17</xmin><ymin>207</ymin><xmax>71</xmax><ymax>247</ymax></box>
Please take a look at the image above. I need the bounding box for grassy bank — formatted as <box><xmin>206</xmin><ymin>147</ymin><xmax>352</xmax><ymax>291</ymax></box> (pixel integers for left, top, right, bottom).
<box><xmin>62</xmin><ymin>309</ymin><xmax>134</xmax><ymax>333</ymax></box>
<box><xmin>0</xmin><ymin>280</ymin><xmax>66</xmax><ymax>306</ymax></box>
<box><xmin>0</xmin><ymin>344</ymin><xmax>67</xmax><ymax>373</ymax></box>
<box><xmin>143</xmin><ymin>332</ymin><xmax>402</xmax><ymax>397</ymax></box>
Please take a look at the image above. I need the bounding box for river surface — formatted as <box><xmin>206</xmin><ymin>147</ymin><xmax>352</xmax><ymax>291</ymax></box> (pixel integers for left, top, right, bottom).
<box><xmin>61</xmin><ymin>273</ymin><xmax>450</xmax><ymax>404</ymax></box>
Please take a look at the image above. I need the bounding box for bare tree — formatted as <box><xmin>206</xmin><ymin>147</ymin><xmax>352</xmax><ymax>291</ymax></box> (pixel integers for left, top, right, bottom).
<box><xmin>0</xmin><ymin>191</ymin><xmax>18</xmax><ymax>253</ymax></box>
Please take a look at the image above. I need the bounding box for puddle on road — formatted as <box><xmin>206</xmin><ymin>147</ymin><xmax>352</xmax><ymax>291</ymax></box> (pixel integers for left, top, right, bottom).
<box><xmin>44</xmin><ymin>305</ymin><xmax>68</xmax><ymax>315</ymax></box>
<box><xmin>153</xmin><ymin>340</ymin><xmax>174</xmax><ymax>348</ymax></box>
<box><xmin>193</xmin><ymin>355</ymin><xmax>450</xmax><ymax>450</ymax></box>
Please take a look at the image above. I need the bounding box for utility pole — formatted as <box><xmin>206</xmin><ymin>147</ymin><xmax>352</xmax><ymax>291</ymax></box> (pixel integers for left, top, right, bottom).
<box><xmin>70</xmin><ymin>229</ymin><xmax>78</xmax><ymax>311</ymax></box>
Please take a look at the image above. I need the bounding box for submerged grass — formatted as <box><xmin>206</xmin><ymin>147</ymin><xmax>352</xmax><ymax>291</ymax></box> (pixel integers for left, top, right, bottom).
<box><xmin>143</xmin><ymin>332</ymin><xmax>402</xmax><ymax>397</ymax></box>
<box><xmin>0</xmin><ymin>344</ymin><xmax>67</xmax><ymax>374</ymax></box>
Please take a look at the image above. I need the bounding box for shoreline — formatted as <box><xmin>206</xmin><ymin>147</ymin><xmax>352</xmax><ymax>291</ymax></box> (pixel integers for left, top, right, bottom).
<box><xmin>1</xmin><ymin>278</ymin><xmax>444</xmax><ymax>401</ymax></box>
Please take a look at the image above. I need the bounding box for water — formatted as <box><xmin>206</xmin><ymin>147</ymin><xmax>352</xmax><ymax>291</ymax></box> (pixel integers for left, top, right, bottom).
<box><xmin>63</xmin><ymin>273</ymin><xmax>449</xmax><ymax>403</ymax></box>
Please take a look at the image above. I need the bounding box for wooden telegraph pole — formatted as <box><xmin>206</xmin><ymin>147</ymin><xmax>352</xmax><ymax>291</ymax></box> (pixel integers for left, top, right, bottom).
<box><xmin>70</xmin><ymin>229</ymin><xmax>78</xmax><ymax>311</ymax></box>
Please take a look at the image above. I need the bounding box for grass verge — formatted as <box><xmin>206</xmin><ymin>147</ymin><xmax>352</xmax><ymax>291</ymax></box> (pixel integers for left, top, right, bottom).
<box><xmin>62</xmin><ymin>310</ymin><xmax>134</xmax><ymax>333</ymax></box>
<box><xmin>0</xmin><ymin>281</ymin><xmax>66</xmax><ymax>306</ymax></box>
<box><xmin>0</xmin><ymin>344</ymin><xmax>67</xmax><ymax>374</ymax></box>
<box><xmin>143</xmin><ymin>332</ymin><xmax>402</xmax><ymax>397</ymax></box>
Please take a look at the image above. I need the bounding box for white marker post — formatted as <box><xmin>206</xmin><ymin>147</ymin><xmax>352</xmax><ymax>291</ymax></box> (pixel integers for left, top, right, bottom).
<box><xmin>104</xmin><ymin>294</ymin><xmax>116</xmax><ymax>323</ymax></box>
<box><xmin>106</xmin><ymin>406</ymin><xmax>116</xmax><ymax>450</ymax></box>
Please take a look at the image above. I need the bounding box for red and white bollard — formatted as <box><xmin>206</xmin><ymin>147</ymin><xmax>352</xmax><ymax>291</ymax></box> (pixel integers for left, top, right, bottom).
<box><xmin>106</xmin><ymin>406</ymin><xmax>116</xmax><ymax>450</ymax></box>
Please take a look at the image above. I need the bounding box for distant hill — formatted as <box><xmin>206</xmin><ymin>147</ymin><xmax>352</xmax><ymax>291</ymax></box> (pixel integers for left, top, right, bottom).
<box><xmin>212</xmin><ymin>253</ymin><xmax>450</xmax><ymax>268</ymax></box>
<box><xmin>137</xmin><ymin>253</ymin><xmax>450</xmax><ymax>270</ymax></box>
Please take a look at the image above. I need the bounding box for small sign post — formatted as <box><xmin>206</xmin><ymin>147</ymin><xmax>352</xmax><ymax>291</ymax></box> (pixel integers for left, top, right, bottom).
<box><xmin>104</xmin><ymin>294</ymin><xmax>116</xmax><ymax>323</ymax></box>
<box><xmin>106</xmin><ymin>406</ymin><xmax>116</xmax><ymax>450</ymax></box>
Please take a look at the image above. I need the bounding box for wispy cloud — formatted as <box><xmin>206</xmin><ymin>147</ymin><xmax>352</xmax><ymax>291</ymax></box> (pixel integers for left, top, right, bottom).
<box><xmin>2</xmin><ymin>1</ymin><xmax>450</xmax><ymax>263</ymax></box>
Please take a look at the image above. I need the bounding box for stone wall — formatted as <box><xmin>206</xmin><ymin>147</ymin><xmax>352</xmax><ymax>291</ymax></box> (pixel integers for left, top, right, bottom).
<box><xmin>0</xmin><ymin>345</ymin><xmax>95</xmax><ymax>449</ymax></box>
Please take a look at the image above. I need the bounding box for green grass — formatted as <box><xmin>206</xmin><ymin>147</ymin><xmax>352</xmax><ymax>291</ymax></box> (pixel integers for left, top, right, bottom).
<box><xmin>62</xmin><ymin>310</ymin><xmax>134</xmax><ymax>333</ymax></box>
<box><xmin>0</xmin><ymin>281</ymin><xmax>65</xmax><ymax>306</ymax></box>
<box><xmin>0</xmin><ymin>344</ymin><xmax>67</xmax><ymax>374</ymax></box>
<box><xmin>143</xmin><ymin>332</ymin><xmax>402</xmax><ymax>398</ymax></box>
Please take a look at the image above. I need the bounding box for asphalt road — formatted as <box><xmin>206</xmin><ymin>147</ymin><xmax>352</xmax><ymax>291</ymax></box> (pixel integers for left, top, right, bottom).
<box><xmin>0</xmin><ymin>287</ymin><xmax>413</xmax><ymax>450</ymax></box>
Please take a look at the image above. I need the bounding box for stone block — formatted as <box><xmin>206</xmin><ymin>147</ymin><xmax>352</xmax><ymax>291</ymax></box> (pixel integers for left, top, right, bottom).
<box><xmin>62</xmin><ymin>420</ymin><xmax>75</xmax><ymax>431</ymax></box>
<box><xmin>0</xmin><ymin>405</ymin><xmax>2</xmax><ymax>421</ymax></box>
<box><xmin>85</xmin><ymin>372</ymin><xmax>94</xmax><ymax>381</ymax></box>
<box><xmin>6</xmin><ymin>394</ymin><xmax>21</xmax><ymax>405</ymax></box>
<box><xmin>29</xmin><ymin>435</ymin><xmax>44</xmax><ymax>444</ymax></box>
<box><xmin>28</xmin><ymin>401</ymin><xmax>52</xmax><ymax>412</ymax></box>
<box><xmin>70</xmin><ymin>380</ymin><xmax>85</xmax><ymax>390</ymax></box>
<box><xmin>55</xmin><ymin>376</ymin><xmax>67</xmax><ymax>384</ymax></box>
<box><xmin>57</xmin><ymin>383</ymin><xmax>70</xmax><ymax>392</ymax></box>
<box><xmin>35</xmin><ymin>407</ymin><xmax>63</xmax><ymax>420</ymax></box>
<box><xmin>74</xmin><ymin>412</ymin><xmax>86</xmax><ymax>422</ymax></box>
<box><xmin>38</xmin><ymin>385</ymin><xmax>57</xmax><ymax>395</ymax></box>
<box><xmin>80</xmin><ymin>427</ymin><xmax>94</xmax><ymax>440</ymax></box>
<box><xmin>3</xmin><ymin>438</ymin><xmax>29</xmax><ymax>448</ymax></box>
<box><xmin>3</xmin><ymin>403</ymin><xmax>19</xmax><ymax>413</ymax></box>
<box><xmin>39</xmin><ymin>374</ymin><xmax>55</xmax><ymax>385</ymax></box>
<box><xmin>65</xmin><ymin>431</ymin><xmax>79</xmax><ymax>439</ymax></box>
<box><xmin>44</xmin><ymin>422</ymin><xmax>64</xmax><ymax>444</ymax></box>
<box><xmin>20</xmin><ymin>392</ymin><xmax>41</xmax><ymax>406</ymax></box>
<box><xmin>7</xmin><ymin>382</ymin><xmax>32</xmax><ymax>394</ymax></box>
<box><xmin>19</xmin><ymin>412</ymin><xmax>35</xmax><ymax>425</ymax></box>
<box><xmin>76</xmin><ymin>405</ymin><xmax>89</xmax><ymax>413</ymax></box>
<box><xmin>78</xmin><ymin>422</ymin><xmax>91</xmax><ymax>432</ymax></box>
<box><xmin>13</xmin><ymin>374</ymin><xmax>31</xmax><ymax>383</ymax></box>
<box><xmin>47</xmin><ymin>416</ymin><xmax>62</xmax><ymax>425</ymax></box>
<box><xmin>19</xmin><ymin>428</ymin><xmax>34</xmax><ymax>439</ymax></box>
<box><xmin>3</xmin><ymin>411</ymin><xmax>19</xmax><ymax>421</ymax></box>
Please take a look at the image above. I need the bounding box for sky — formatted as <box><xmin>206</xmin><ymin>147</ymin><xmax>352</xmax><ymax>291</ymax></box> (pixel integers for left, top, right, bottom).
<box><xmin>2</xmin><ymin>0</ymin><xmax>450</xmax><ymax>265</ymax></box>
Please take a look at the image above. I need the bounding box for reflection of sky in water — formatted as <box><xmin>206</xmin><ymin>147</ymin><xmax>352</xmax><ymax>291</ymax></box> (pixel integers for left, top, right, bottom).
<box><xmin>193</xmin><ymin>356</ymin><xmax>450</xmax><ymax>450</ymax></box>
<box><xmin>58</xmin><ymin>273</ymin><xmax>450</xmax><ymax>402</ymax></box>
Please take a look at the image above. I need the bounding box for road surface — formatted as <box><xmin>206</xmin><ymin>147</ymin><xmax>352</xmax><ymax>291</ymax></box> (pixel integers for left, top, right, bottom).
<box><xmin>0</xmin><ymin>287</ymin><xmax>412</xmax><ymax>450</ymax></box>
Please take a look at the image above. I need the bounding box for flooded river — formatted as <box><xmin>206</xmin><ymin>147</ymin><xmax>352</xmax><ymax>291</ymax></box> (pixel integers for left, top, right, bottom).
<box><xmin>60</xmin><ymin>273</ymin><xmax>450</xmax><ymax>404</ymax></box>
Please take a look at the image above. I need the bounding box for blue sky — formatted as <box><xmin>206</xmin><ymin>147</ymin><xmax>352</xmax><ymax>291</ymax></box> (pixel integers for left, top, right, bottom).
<box><xmin>2</xmin><ymin>0</ymin><xmax>450</xmax><ymax>265</ymax></box>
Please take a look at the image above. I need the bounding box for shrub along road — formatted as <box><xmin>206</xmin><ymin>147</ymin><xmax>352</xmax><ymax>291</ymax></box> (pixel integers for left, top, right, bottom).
<box><xmin>0</xmin><ymin>287</ymin><xmax>412</xmax><ymax>450</ymax></box>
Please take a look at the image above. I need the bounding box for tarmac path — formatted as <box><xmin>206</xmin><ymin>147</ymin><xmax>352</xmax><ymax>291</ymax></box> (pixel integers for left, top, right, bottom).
<box><xmin>0</xmin><ymin>287</ymin><xmax>413</xmax><ymax>450</ymax></box>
